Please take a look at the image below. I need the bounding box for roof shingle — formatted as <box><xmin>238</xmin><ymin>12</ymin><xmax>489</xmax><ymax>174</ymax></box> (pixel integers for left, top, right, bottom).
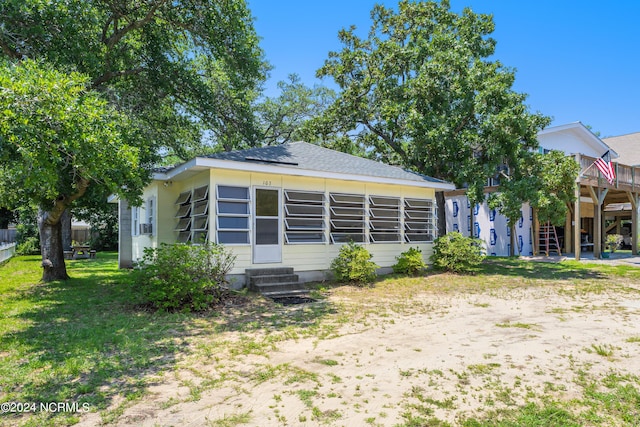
<box><xmin>206</xmin><ymin>141</ymin><xmax>447</xmax><ymax>184</ymax></box>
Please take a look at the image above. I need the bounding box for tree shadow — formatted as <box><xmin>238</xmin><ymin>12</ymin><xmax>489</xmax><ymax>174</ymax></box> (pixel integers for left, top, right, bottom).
<box><xmin>1</xmin><ymin>253</ymin><xmax>339</xmax><ymax>424</ymax></box>
<box><xmin>478</xmin><ymin>257</ymin><xmax>608</xmax><ymax>280</ymax></box>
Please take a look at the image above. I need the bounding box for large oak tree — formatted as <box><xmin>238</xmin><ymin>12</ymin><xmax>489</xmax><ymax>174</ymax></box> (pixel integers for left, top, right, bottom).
<box><xmin>315</xmin><ymin>0</ymin><xmax>550</xmax><ymax>234</ymax></box>
<box><xmin>0</xmin><ymin>60</ymin><xmax>152</xmax><ymax>280</ymax></box>
<box><xmin>0</xmin><ymin>1</ymin><xmax>267</xmax><ymax>280</ymax></box>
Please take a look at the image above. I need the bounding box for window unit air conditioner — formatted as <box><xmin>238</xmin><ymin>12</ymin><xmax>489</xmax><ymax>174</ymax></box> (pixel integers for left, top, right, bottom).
<box><xmin>140</xmin><ymin>223</ymin><xmax>153</xmax><ymax>235</ymax></box>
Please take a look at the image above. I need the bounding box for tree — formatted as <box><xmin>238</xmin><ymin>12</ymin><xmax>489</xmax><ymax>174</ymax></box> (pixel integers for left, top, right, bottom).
<box><xmin>488</xmin><ymin>150</ymin><xmax>580</xmax><ymax>255</ymax></box>
<box><xmin>0</xmin><ymin>0</ymin><xmax>268</xmax><ymax>158</ymax></box>
<box><xmin>0</xmin><ymin>60</ymin><xmax>152</xmax><ymax>281</ymax></box>
<box><xmin>315</xmin><ymin>0</ymin><xmax>550</xmax><ymax>235</ymax></box>
<box><xmin>255</xmin><ymin>74</ymin><xmax>336</xmax><ymax>145</ymax></box>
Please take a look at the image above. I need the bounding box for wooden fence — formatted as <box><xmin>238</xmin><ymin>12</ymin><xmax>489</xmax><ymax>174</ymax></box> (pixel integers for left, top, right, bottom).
<box><xmin>0</xmin><ymin>229</ymin><xmax>17</xmax><ymax>243</ymax></box>
<box><xmin>0</xmin><ymin>228</ymin><xmax>91</xmax><ymax>244</ymax></box>
<box><xmin>0</xmin><ymin>242</ymin><xmax>16</xmax><ymax>264</ymax></box>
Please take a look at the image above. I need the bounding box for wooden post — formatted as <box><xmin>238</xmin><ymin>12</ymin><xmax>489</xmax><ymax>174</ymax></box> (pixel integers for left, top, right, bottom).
<box><xmin>629</xmin><ymin>192</ymin><xmax>638</xmax><ymax>256</ymax></box>
<box><xmin>565</xmin><ymin>203</ymin><xmax>573</xmax><ymax>254</ymax></box>
<box><xmin>574</xmin><ymin>182</ymin><xmax>581</xmax><ymax>260</ymax></box>
<box><xmin>532</xmin><ymin>208</ymin><xmax>539</xmax><ymax>256</ymax></box>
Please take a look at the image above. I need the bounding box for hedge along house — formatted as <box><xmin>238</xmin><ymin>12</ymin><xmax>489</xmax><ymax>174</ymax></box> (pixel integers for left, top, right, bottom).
<box><xmin>118</xmin><ymin>142</ymin><xmax>455</xmax><ymax>288</ymax></box>
<box><xmin>445</xmin><ymin>122</ymin><xmax>640</xmax><ymax>260</ymax></box>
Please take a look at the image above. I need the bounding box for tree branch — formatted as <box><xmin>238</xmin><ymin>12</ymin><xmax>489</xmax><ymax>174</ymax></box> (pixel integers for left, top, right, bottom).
<box><xmin>103</xmin><ymin>0</ymin><xmax>168</xmax><ymax>50</ymax></box>
<box><xmin>0</xmin><ymin>36</ymin><xmax>22</xmax><ymax>60</ymax></box>
<box><xmin>45</xmin><ymin>177</ymin><xmax>90</xmax><ymax>226</ymax></box>
<box><xmin>92</xmin><ymin>67</ymin><xmax>145</xmax><ymax>88</ymax></box>
<box><xmin>362</xmin><ymin>121</ymin><xmax>409</xmax><ymax>163</ymax></box>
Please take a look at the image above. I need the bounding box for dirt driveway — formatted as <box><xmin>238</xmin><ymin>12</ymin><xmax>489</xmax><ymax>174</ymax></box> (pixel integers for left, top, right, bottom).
<box><xmin>78</xmin><ymin>268</ymin><xmax>640</xmax><ymax>426</ymax></box>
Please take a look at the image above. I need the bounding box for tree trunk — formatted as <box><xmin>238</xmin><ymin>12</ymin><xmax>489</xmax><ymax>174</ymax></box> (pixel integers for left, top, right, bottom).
<box><xmin>510</xmin><ymin>224</ymin><xmax>516</xmax><ymax>257</ymax></box>
<box><xmin>436</xmin><ymin>191</ymin><xmax>446</xmax><ymax>238</ymax></box>
<box><xmin>38</xmin><ymin>208</ymin><xmax>69</xmax><ymax>281</ymax></box>
<box><xmin>61</xmin><ymin>209</ymin><xmax>72</xmax><ymax>250</ymax></box>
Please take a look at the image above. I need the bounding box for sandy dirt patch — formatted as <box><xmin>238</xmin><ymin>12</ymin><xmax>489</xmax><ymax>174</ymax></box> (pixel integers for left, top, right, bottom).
<box><xmin>77</xmin><ymin>280</ymin><xmax>640</xmax><ymax>426</ymax></box>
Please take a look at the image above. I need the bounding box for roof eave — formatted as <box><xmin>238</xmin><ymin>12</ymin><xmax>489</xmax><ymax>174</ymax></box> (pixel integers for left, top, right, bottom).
<box><xmin>159</xmin><ymin>157</ymin><xmax>455</xmax><ymax>191</ymax></box>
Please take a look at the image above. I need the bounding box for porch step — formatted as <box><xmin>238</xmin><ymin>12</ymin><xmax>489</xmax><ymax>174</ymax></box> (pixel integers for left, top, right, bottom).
<box><xmin>250</xmin><ymin>273</ymin><xmax>299</xmax><ymax>285</ymax></box>
<box><xmin>246</xmin><ymin>267</ymin><xmax>308</xmax><ymax>297</ymax></box>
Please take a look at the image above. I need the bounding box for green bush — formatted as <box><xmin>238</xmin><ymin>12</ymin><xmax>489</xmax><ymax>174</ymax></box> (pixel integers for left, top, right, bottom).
<box><xmin>16</xmin><ymin>236</ymin><xmax>40</xmax><ymax>255</ymax></box>
<box><xmin>430</xmin><ymin>232</ymin><xmax>485</xmax><ymax>274</ymax></box>
<box><xmin>392</xmin><ymin>247</ymin><xmax>427</xmax><ymax>275</ymax></box>
<box><xmin>605</xmin><ymin>234</ymin><xmax>623</xmax><ymax>252</ymax></box>
<box><xmin>134</xmin><ymin>242</ymin><xmax>236</xmax><ymax>312</ymax></box>
<box><xmin>330</xmin><ymin>242</ymin><xmax>379</xmax><ymax>285</ymax></box>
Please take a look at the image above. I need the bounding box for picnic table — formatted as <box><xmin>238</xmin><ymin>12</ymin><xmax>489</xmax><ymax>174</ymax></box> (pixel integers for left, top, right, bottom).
<box><xmin>71</xmin><ymin>245</ymin><xmax>94</xmax><ymax>259</ymax></box>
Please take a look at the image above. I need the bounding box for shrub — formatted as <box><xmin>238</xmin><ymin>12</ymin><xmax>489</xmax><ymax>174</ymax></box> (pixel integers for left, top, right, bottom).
<box><xmin>134</xmin><ymin>242</ymin><xmax>236</xmax><ymax>312</ymax></box>
<box><xmin>392</xmin><ymin>247</ymin><xmax>427</xmax><ymax>275</ymax></box>
<box><xmin>605</xmin><ymin>234</ymin><xmax>624</xmax><ymax>252</ymax></box>
<box><xmin>330</xmin><ymin>242</ymin><xmax>379</xmax><ymax>285</ymax></box>
<box><xmin>16</xmin><ymin>236</ymin><xmax>40</xmax><ymax>255</ymax></box>
<box><xmin>430</xmin><ymin>232</ymin><xmax>485</xmax><ymax>274</ymax></box>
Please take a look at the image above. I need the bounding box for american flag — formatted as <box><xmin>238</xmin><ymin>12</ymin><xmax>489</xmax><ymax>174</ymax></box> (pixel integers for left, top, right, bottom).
<box><xmin>594</xmin><ymin>150</ymin><xmax>616</xmax><ymax>185</ymax></box>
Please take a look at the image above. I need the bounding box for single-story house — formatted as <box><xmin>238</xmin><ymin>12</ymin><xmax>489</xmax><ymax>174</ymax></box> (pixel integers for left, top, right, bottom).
<box><xmin>118</xmin><ymin>142</ymin><xmax>455</xmax><ymax>287</ymax></box>
<box><xmin>445</xmin><ymin>122</ymin><xmax>640</xmax><ymax>259</ymax></box>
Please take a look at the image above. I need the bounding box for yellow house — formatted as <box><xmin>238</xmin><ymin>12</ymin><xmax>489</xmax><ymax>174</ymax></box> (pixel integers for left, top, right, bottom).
<box><xmin>119</xmin><ymin>142</ymin><xmax>454</xmax><ymax>289</ymax></box>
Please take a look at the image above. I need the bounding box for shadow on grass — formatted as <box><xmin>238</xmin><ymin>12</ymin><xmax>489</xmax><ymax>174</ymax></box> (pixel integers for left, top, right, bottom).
<box><xmin>477</xmin><ymin>257</ymin><xmax>608</xmax><ymax>280</ymax></box>
<box><xmin>0</xmin><ymin>253</ymin><xmax>190</xmax><ymax>425</ymax></box>
<box><xmin>0</xmin><ymin>253</ymin><xmax>336</xmax><ymax>425</ymax></box>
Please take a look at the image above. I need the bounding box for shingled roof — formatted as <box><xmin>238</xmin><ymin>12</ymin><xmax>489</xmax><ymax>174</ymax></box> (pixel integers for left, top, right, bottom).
<box><xmin>205</xmin><ymin>141</ymin><xmax>448</xmax><ymax>185</ymax></box>
<box><xmin>603</xmin><ymin>132</ymin><xmax>640</xmax><ymax>166</ymax></box>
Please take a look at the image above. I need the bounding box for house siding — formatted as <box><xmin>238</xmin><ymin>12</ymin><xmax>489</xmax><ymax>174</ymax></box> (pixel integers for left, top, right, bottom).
<box><xmin>131</xmin><ymin>168</ymin><xmax>437</xmax><ymax>284</ymax></box>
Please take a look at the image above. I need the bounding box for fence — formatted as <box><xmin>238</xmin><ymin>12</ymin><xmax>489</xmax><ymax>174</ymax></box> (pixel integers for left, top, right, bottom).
<box><xmin>0</xmin><ymin>242</ymin><xmax>16</xmax><ymax>264</ymax></box>
<box><xmin>0</xmin><ymin>229</ymin><xmax>17</xmax><ymax>243</ymax></box>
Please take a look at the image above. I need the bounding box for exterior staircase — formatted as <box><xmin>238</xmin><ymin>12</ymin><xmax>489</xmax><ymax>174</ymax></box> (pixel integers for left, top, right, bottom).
<box><xmin>539</xmin><ymin>223</ymin><xmax>561</xmax><ymax>256</ymax></box>
<box><xmin>245</xmin><ymin>267</ymin><xmax>308</xmax><ymax>298</ymax></box>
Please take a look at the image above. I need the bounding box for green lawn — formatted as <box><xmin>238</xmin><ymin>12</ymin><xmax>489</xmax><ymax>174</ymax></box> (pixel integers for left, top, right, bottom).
<box><xmin>1</xmin><ymin>253</ymin><xmax>639</xmax><ymax>426</ymax></box>
<box><xmin>0</xmin><ymin>253</ymin><xmax>193</xmax><ymax>426</ymax></box>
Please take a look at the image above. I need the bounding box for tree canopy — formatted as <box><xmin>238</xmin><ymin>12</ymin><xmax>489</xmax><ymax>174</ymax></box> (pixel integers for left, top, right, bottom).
<box><xmin>255</xmin><ymin>74</ymin><xmax>336</xmax><ymax>146</ymax></box>
<box><xmin>315</xmin><ymin>0</ymin><xmax>550</xmax><ymax>211</ymax></box>
<box><xmin>0</xmin><ymin>0</ymin><xmax>268</xmax><ymax>159</ymax></box>
<box><xmin>0</xmin><ymin>59</ymin><xmax>154</xmax><ymax>279</ymax></box>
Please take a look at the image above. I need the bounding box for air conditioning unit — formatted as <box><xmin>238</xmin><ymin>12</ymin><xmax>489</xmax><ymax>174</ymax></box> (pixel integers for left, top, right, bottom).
<box><xmin>139</xmin><ymin>223</ymin><xmax>153</xmax><ymax>235</ymax></box>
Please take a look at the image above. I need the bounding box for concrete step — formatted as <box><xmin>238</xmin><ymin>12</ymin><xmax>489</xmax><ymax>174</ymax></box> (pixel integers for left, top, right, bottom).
<box><xmin>263</xmin><ymin>290</ymin><xmax>312</xmax><ymax>299</ymax></box>
<box><xmin>249</xmin><ymin>273</ymin><xmax>299</xmax><ymax>285</ymax></box>
<box><xmin>251</xmin><ymin>281</ymin><xmax>307</xmax><ymax>295</ymax></box>
<box><xmin>245</xmin><ymin>267</ymin><xmax>294</xmax><ymax>277</ymax></box>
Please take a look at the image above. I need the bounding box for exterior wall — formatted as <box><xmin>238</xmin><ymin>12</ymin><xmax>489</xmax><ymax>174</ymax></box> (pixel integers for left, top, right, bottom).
<box><xmin>538</xmin><ymin>130</ymin><xmax>603</xmax><ymax>158</ymax></box>
<box><xmin>130</xmin><ymin>168</ymin><xmax>438</xmax><ymax>284</ymax></box>
<box><xmin>118</xmin><ymin>199</ymin><xmax>133</xmax><ymax>268</ymax></box>
<box><xmin>445</xmin><ymin>195</ymin><xmax>534</xmax><ymax>256</ymax></box>
<box><xmin>131</xmin><ymin>170</ymin><xmax>212</xmax><ymax>260</ymax></box>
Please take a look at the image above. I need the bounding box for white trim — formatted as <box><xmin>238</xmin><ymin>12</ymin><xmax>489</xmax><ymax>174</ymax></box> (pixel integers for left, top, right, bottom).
<box><xmin>154</xmin><ymin>157</ymin><xmax>455</xmax><ymax>190</ymax></box>
<box><xmin>538</xmin><ymin>122</ymin><xmax>619</xmax><ymax>159</ymax></box>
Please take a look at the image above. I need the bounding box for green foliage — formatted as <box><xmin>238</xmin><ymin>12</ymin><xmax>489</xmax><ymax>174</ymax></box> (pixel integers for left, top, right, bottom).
<box><xmin>330</xmin><ymin>242</ymin><xmax>379</xmax><ymax>285</ymax></box>
<box><xmin>256</xmin><ymin>74</ymin><xmax>336</xmax><ymax>145</ymax></box>
<box><xmin>392</xmin><ymin>247</ymin><xmax>427</xmax><ymax>275</ymax></box>
<box><xmin>16</xmin><ymin>236</ymin><xmax>40</xmax><ymax>255</ymax></box>
<box><xmin>0</xmin><ymin>0</ymin><xmax>268</xmax><ymax>157</ymax></box>
<box><xmin>605</xmin><ymin>234</ymin><xmax>624</xmax><ymax>252</ymax></box>
<box><xmin>490</xmin><ymin>150</ymin><xmax>580</xmax><ymax>240</ymax></box>
<box><xmin>315</xmin><ymin>0</ymin><xmax>550</xmax><ymax>204</ymax></box>
<box><xmin>135</xmin><ymin>243</ymin><xmax>236</xmax><ymax>312</ymax></box>
<box><xmin>430</xmin><ymin>232</ymin><xmax>485</xmax><ymax>273</ymax></box>
<box><xmin>0</xmin><ymin>59</ymin><xmax>151</xmax><ymax>210</ymax></box>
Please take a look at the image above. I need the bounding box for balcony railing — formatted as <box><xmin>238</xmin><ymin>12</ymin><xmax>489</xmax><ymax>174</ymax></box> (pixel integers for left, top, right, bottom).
<box><xmin>577</xmin><ymin>154</ymin><xmax>639</xmax><ymax>191</ymax></box>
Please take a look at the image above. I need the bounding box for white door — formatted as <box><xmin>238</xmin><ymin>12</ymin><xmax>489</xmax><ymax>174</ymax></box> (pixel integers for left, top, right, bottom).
<box><xmin>253</xmin><ymin>188</ymin><xmax>282</xmax><ymax>263</ymax></box>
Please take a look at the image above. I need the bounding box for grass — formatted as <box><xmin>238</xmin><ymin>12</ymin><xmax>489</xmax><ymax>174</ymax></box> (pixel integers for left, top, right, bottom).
<box><xmin>1</xmin><ymin>253</ymin><xmax>640</xmax><ymax>426</ymax></box>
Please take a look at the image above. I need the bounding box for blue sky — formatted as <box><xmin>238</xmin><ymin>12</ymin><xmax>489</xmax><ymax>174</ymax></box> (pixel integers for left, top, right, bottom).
<box><xmin>246</xmin><ymin>0</ymin><xmax>640</xmax><ymax>138</ymax></box>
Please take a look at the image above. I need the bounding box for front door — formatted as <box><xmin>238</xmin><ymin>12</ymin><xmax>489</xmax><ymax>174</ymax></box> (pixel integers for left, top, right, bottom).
<box><xmin>253</xmin><ymin>188</ymin><xmax>282</xmax><ymax>263</ymax></box>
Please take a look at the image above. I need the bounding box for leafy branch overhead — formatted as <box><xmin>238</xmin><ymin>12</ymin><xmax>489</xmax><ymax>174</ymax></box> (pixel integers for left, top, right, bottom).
<box><xmin>315</xmin><ymin>0</ymin><xmax>550</xmax><ymax>205</ymax></box>
<box><xmin>0</xmin><ymin>0</ymin><xmax>269</xmax><ymax>158</ymax></box>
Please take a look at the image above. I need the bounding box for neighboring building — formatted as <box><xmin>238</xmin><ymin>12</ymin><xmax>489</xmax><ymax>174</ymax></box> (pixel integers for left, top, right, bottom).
<box><xmin>118</xmin><ymin>142</ymin><xmax>455</xmax><ymax>286</ymax></box>
<box><xmin>445</xmin><ymin>122</ymin><xmax>640</xmax><ymax>259</ymax></box>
